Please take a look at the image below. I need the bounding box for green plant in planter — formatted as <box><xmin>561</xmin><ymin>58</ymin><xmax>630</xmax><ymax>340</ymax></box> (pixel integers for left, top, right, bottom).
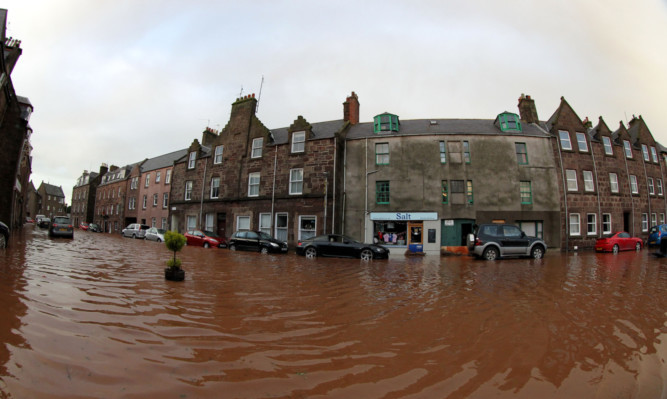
<box><xmin>164</xmin><ymin>231</ymin><xmax>186</xmax><ymax>281</ymax></box>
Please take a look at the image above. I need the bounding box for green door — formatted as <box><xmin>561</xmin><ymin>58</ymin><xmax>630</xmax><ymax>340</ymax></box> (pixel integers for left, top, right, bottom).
<box><xmin>441</xmin><ymin>219</ymin><xmax>475</xmax><ymax>246</ymax></box>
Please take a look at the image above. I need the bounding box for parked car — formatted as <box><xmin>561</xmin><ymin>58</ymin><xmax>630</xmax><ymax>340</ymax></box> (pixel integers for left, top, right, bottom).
<box><xmin>648</xmin><ymin>224</ymin><xmax>667</xmax><ymax>247</ymax></box>
<box><xmin>25</xmin><ymin>217</ymin><xmax>34</xmax><ymax>224</ymax></box>
<box><xmin>467</xmin><ymin>223</ymin><xmax>546</xmax><ymax>260</ymax></box>
<box><xmin>0</xmin><ymin>221</ymin><xmax>9</xmax><ymax>248</ymax></box>
<box><xmin>49</xmin><ymin>216</ymin><xmax>74</xmax><ymax>239</ymax></box>
<box><xmin>88</xmin><ymin>223</ymin><xmax>102</xmax><ymax>232</ymax></box>
<box><xmin>184</xmin><ymin>230</ymin><xmax>226</xmax><ymax>248</ymax></box>
<box><xmin>145</xmin><ymin>227</ymin><xmax>167</xmax><ymax>242</ymax></box>
<box><xmin>121</xmin><ymin>223</ymin><xmax>150</xmax><ymax>239</ymax></box>
<box><xmin>228</xmin><ymin>231</ymin><xmax>288</xmax><ymax>253</ymax></box>
<box><xmin>296</xmin><ymin>234</ymin><xmax>389</xmax><ymax>260</ymax></box>
<box><xmin>595</xmin><ymin>232</ymin><xmax>643</xmax><ymax>253</ymax></box>
<box><xmin>79</xmin><ymin>222</ymin><xmax>89</xmax><ymax>231</ymax></box>
<box><xmin>35</xmin><ymin>214</ymin><xmax>45</xmax><ymax>225</ymax></box>
<box><xmin>38</xmin><ymin>217</ymin><xmax>51</xmax><ymax>228</ymax></box>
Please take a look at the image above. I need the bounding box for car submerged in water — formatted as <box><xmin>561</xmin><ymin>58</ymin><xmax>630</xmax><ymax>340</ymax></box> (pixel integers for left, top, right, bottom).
<box><xmin>228</xmin><ymin>231</ymin><xmax>287</xmax><ymax>254</ymax></box>
<box><xmin>467</xmin><ymin>223</ymin><xmax>546</xmax><ymax>260</ymax></box>
<box><xmin>296</xmin><ymin>234</ymin><xmax>389</xmax><ymax>260</ymax></box>
<box><xmin>49</xmin><ymin>216</ymin><xmax>74</xmax><ymax>239</ymax></box>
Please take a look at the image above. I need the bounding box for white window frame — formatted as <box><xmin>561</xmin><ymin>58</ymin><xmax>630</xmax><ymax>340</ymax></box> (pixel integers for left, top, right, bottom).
<box><xmin>291</xmin><ymin>131</ymin><xmax>306</xmax><ymax>153</ymax></box>
<box><xmin>161</xmin><ymin>218</ymin><xmax>167</xmax><ymax>229</ymax></box>
<box><xmin>185</xmin><ymin>180</ymin><xmax>193</xmax><ymax>201</ymax></box>
<box><xmin>642</xmin><ymin>213</ymin><xmax>649</xmax><ymax>232</ymax></box>
<box><xmin>248</xmin><ymin>173</ymin><xmax>260</xmax><ymax>197</ymax></box>
<box><xmin>259</xmin><ymin>213</ymin><xmax>272</xmax><ymax>235</ymax></box>
<box><xmin>623</xmin><ymin>140</ymin><xmax>632</xmax><ymax>158</ymax></box>
<box><xmin>583</xmin><ymin>170</ymin><xmax>594</xmax><ymax>192</ymax></box>
<box><xmin>648</xmin><ymin>177</ymin><xmax>655</xmax><ymax>195</ymax></box>
<box><xmin>651</xmin><ymin>213</ymin><xmax>657</xmax><ymax>228</ymax></box>
<box><xmin>642</xmin><ymin>144</ymin><xmax>650</xmax><ymax>161</ymax></box>
<box><xmin>142</xmin><ymin>195</ymin><xmax>147</xmax><ymax>209</ymax></box>
<box><xmin>156</xmin><ymin>171</ymin><xmax>161</xmax><ymax>183</ymax></box>
<box><xmin>602</xmin><ymin>213</ymin><xmax>612</xmax><ymax>235</ymax></box>
<box><xmin>188</xmin><ymin>151</ymin><xmax>197</xmax><ymax>169</ymax></box>
<box><xmin>289</xmin><ymin>168</ymin><xmax>303</xmax><ymax>195</ymax></box>
<box><xmin>151</xmin><ymin>217</ymin><xmax>156</xmax><ymax>228</ymax></box>
<box><xmin>661</xmin><ymin>213</ymin><xmax>666</xmax><ymax>225</ymax></box>
<box><xmin>651</xmin><ymin>146</ymin><xmax>658</xmax><ymax>163</ymax></box>
<box><xmin>298</xmin><ymin>215</ymin><xmax>317</xmax><ymax>241</ymax></box>
<box><xmin>153</xmin><ymin>193</ymin><xmax>158</xmax><ymax>206</ymax></box>
<box><xmin>163</xmin><ymin>193</ymin><xmax>169</xmax><ymax>208</ymax></box>
<box><xmin>236</xmin><ymin>215</ymin><xmax>251</xmax><ymax>231</ymax></box>
<box><xmin>275</xmin><ymin>213</ymin><xmax>288</xmax><ymax>242</ymax></box>
<box><xmin>559</xmin><ymin>130</ymin><xmax>572</xmax><ymax>150</ymax></box>
<box><xmin>165</xmin><ymin>169</ymin><xmax>171</xmax><ymax>184</ymax></box>
<box><xmin>569</xmin><ymin>213</ymin><xmax>581</xmax><ymax>236</ymax></box>
<box><xmin>630</xmin><ymin>175</ymin><xmax>638</xmax><ymax>194</ymax></box>
<box><xmin>145</xmin><ymin>173</ymin><xmax>150</xmax><ymax>187</ymax></box>
<box><xmin>587</xmin><ymin>213</ymin><xmax>597</xmax><ymax>236</ymax></box>
<box><xmin>566</xmin><ymin>169</ymin><xmax>578</xmax><ymax>191</ymax></box>
<box><xmin>602</xmin><ymin>136</ymin><xmax>613</xmax><ymax>155</ymax></box>
<box><xmin>251</xmin><ymin>138</ymin><xmax>263</xmax><ymax>158</ymax></box>
<box><xmin>205</xmin><ymin>213</ymin><xmax>214</xmax><ymax>232</ymax></box>
<box><xmin>187</xmin><ymin>215</ymin><xmax>197</xmax><ymax>231</ymax></box>
<box><xmin>576</xmin><ymin>132</ymin><xmax>588</xmax><ymax>152</ymax></box>
<box><xmin>609</xmin><ymin>173</ymin><xmax>619</xmax><ymax>193</ymax></box>
<box><xmin>210</xmin><ymin>177</ymin><xmax>220</xmax><ymax>199</ymax></box>
<box><xmin>214</xmin><ymin>145</ymin><xmax>224</xmax><ymax>164</ymax></box>
<box><xmin>658</xmin><ymin>179</ymin><xmax>664</xmax><ymax>196</ymax></box>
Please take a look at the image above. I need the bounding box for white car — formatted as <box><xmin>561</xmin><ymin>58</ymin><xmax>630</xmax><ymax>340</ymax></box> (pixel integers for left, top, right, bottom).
<box><xmin>145</xmin><ymin>227</ymin><xmax>166</xmax><ymax>242</ymax></box>
<box><xmin>121</xmin><ymin>223</ymin><xmax>150</xmax><ymax>239</ymax></box>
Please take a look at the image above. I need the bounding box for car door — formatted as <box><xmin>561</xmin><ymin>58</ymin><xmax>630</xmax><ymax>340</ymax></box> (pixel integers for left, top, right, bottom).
<box><xmin>618</xmin><ymin>232</ymin><xmax>631</xmax><ymax>250</ymax></box>
<box><xmin>245</xmin><ymin>231</ymin><xmax>260</xmax><ymax>251</ymax></box>
<box><xmin>320</xmin><ymin>235</ymin><xmax>342</xmax><ymax>257</ymax></box>
<box><xmin>500</xmin><ymin>225</ymin><xmax>530</xmax><ymax>255</ymax></box>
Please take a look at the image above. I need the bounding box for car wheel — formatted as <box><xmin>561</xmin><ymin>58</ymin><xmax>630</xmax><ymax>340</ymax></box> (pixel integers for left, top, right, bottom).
<box><xmin>204</xmin><ymin>242</ymin><xmax>210</xmax><ymax>248</ymax></box>
<box><xmin>360</xmin><ymin>249</ymin><xmax>373</xmax><ymax>261</ymax></box>
<box><xmin>531</xmin><ymin>245</ymin><xmax>544</xmax><ymax>259</ymax></box>
<box><xmin>229</xmin><ymin>244</ymin><xmax>236</xmax><ymax>251</ymax></box>
<box><xmin>260</xmin><ymin>246</ymin><xmax>269</xmax><ymax>254</ymax></box>
<box><xmin>612</xmin><ymin>244</ymin><xmax>619</xmax><ymax>254</ymax></box>
<box><xmin>635</xmin><ymin>242</ymin><xmax>641</xmax><ymax>251</ymax></box>
<box><xmin>157</xmin><ymin>238</ymin><xmax>162</xmax><ymax>242</ymax></box>
<box><xmin>0</xmin><ymin>234</ymin><xmax>6</xmax><ymax>249</ymax></box>
<box><xmin>304</xmin><ymin>247</ymin><xmax>317</xmax><ymax>258</ymax></box>
<box><xmin>132</xmin><ymin>234</ymin><xmax>136</xmax><ymax>239</ymax></box>
<box><xmin>482</xmin><ymin>247</ymin><xmax>499</xmax><ymax>260</ymax></box>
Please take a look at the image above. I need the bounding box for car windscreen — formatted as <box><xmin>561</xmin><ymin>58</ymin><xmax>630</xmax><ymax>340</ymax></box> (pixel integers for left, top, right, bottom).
<box><xmin>203</xmin><ymin>230</ymin><xmax>220</xmax><ymax>238</ymax></box>
<box><xmin>54</xmin><ymin>217</ymin><xmax>70</xmax><ymax>224</ymax></box>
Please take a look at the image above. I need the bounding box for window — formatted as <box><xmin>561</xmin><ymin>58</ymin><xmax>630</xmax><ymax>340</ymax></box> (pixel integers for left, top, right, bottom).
<box><xmin>466</xmin><ymin>180</ymin><xmax>473</xmax><ymax>204</ymax></box>
<box><xmin>259</xmin><ymin>213</ymin><xmax>271</xmax><ymax>235</ymax></box>
<box><xmin>373</xmin><ymin>113</ymin><xmax>400</xmax><ymax>133</ymax></box>
<box><xmin>623</xmin><ymin>140</ymin><xmax>632</xmax><ymax>158</ymax></box>
<box><xmin>131</xmin><ymin>177</ymin><xmax>138</xmax><ymax>189</ymax></box>
<box><xmin>661</xmin><ymin>213</ymin><xmax>665</xmax><ymax>225</ymax></box>
<box><xmin>583</xmin><ymin>170</ymin><xmax>594</xmax><ymax>192</ymax></box>
<box><xmin>642</xmin><ymin>144</ymin><xmax>650</xmax><ymax>161</ymax></box>
<box><xmin>630</xmin><ymin>175</ymin><xmax>638</xmax><ymax>194</ymax></box>
<box><xmin>185</xmin><ymin>181</ymin><xmax>193</xmax><ymax>200</ymax></box>
<box><xmin>151</xmin><ymin>217</ymin><xmax>156</xmax><ymax>228</ymax></box>
<box><xmin>129</xmin><ymin>197</ymin><xmax>136</xmax><ymax>210</ymax></box>
<box><xmin>142</xmin><ymin>195</ymin><xmax>147</xmax><ymax>209</ymax></box>
<box><xmin>658</xmin><ymin>179</ymin><xmax>664</xmax><ymax>196</ymax></box>
<box><xmin>576</xmin><ymin>132</ymin><xmax>588</xmax><ymax>152</ymax></box>
<box><xmin>439</xmin><ymin>141</ymin><xmax>447</xmax><ymax>164</ymax></box>
<box><xmin>187</xmin><ymin>215</ymin><xmax>197</xmax><ymax>231</ymax></box>
<box><xmin>156</xmin><ymin>171</ymin><xmax>161</xmax><ymax>183</ymax></box>
<box><xmin>210</xmin><ymin>177</ymin><xmax>220</xmax><ymax>198</ymax></box>
<box><xmin>602</xmin><ymin>136</ymin><xmax>613</xmax><ymax>155</ymax></box>
<box><xmin>651</xmin><ymin>213</ymin><xmax>657</xmax><ymax>228</ymax></box>
<box><xmin>248</xmin><ymin>173</ymin><xmax>260</xmax><ymax>197</ymax></box>
<box><xmin>214</xmin><ymin>145</ymin><xmax>224</xmax><ymax>164</ymax></box>
<box><xmin>559</xmin><ymin>130</ymin><xmax>572</xmax><ymax>150</ymax></box>
<box><xmin>570</xmin><ymin>213</ymin><xmax>580</xmax><ymax>236</ymax></box>
<box><xmin>275</xmin><ymin>213</ymin><xmax>288</xmax><ymax>242</ymax></box>
<box><xmin>153</xmin><ymin>193</ymin><xmax>158</xmax><ymax>206</ymax></box>
<box><xmin>651</xmin><ymin>146</ymin><xmax>658</xmax><ymax>163</ymax></box>
<box><xmin>291</xmin><ymin>131</ymin><xmax>305</xmax><ymax>153</ymax></box>
<box><xmin>376</xmin><ymin>181</ymin><xmax>390</xmax><ymax>204</ymax></box>
<box><xmin>163</xmin><ymin>193</ymin><xmax>169</xmax><ymax>208</ymax></box>
<box><xmin>237</xmin><ymin>216</ymin><xmax>250</xmax><ymax>231</ymax></box>
<box><xmin>497</xmin><ymin>112</ymin><xmax>522</xmax><ymax>132</ymax></box>
<box><xmin>188</xmin><ymin>151</ymin><xmax>196</xmax><ymax>169</ymax></box>
<box><xmin>205</xmin><ymin>213</ymin><xmax>214</xmax><ymax>232</ymax></box>
<box><xmin>648</xmin><ymin>177</ymin><xmax>655</xmax><ymax>195</ymax></box>
<box><xmin>515</xmin><ymin>143</ymin><xmax>528</xmax><ymax>165</ymax></box>
<box><xmin>587</xmin><ymin>214</ymin><xmax>597</xmax><ymax>235</ymax></box>
<box><xmin>165</xmin><ymin>169</ymin><xmax>171</xmax><ymax>184</ymax></box>
<box><xmin>161</xmin><ymin>218</ymin><xmax>167</xmax><ymax>229</ymax></box>
<box><xmin>609</xmin><ymin>173</ymin><xmax>619</xmax><ymax>193</ymax></box>
<box><xmin>441</xmin><ymin>180</ymin><xmax>448</xmax><ymax>204</ymax></box>
<box><xmin>145</xmin><ymin>173</ymin><xmax>150</xmax><ymax>187</ymax></box>
<box><xmin>566</xmin><ymin>169</ymin><xmax>578</xmax><ymax>191</ymax></box>
<box><xmin>289</xmin><ymin>169</ymin><xmax>303</xmax><ymax>195</ymax></box>
<box><xmin>520</xmin><ymin>181</ymin><xmax>532</xmax><ymax>204</ymax></box>
<box><xmin>375</xmin><ymin>143</ymin><xmax>389</xmax><ymax>165</ymax></box>
<box><xmin>299</xmin><ymin>216</ymin><xmax>317</xmax><ymax>240</ymax></box>
<box><xmin>602</xmin><ymin>213</ymin><xmax>612</xmax><ymax>234</ymax></box>
<box><xmin>251</xmin><ymin>138</ymin><xmax>263</xmax><ymax>158</ymax></box>
<box><xmin>642</xmin><ymin>213</ymin><xmax>648</xmax><ymax>232</ymax></box>
<box><xmin>463</xmin><ymin>141</ymin><xmax>471</xmax><ymax>164</ymax></box>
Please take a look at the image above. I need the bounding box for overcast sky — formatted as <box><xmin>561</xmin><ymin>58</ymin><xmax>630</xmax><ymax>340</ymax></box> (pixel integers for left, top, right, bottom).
<box><xmin>4</xmin><ymin>0</ymin><xmax>667</xmax><ymax>202</ymax></box>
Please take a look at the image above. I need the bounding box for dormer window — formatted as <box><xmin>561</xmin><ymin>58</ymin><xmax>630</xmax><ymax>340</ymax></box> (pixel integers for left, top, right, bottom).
<box><xmin>496</xmin><ymin>112</ymin><xmax>522</xmax><ymax>132</ymax></box>
<box><xmin>374</xmin><ymin>113</ymin><xmax>399</xmax><ymax>133</ymax></box>
<box><xmin>188</xmin><ymin>151</ymin><xmax>196</xmax><ymax>169</ymax></box>
<box><xmin>291</xmin><ymin>131</ymin><xmax>306</xmax><ymax>153</ymax></box>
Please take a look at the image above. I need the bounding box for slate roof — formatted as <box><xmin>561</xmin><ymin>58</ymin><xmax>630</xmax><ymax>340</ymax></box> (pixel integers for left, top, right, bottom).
<box><xmin>41</xmin><ymin>183</ymin><xmax>65</xmax><ymax>197</ymax></box>
<box><xmin>99</xmin><ymin>164</ymin><xmax>137</xmax><ymax>186</ymax></box>
<box><xmin>141</xmin><ymin>149</ymin><xmax>189</xmax><ymax>172</ymax></box>
<box><xmin>269</xmin><ymin>119</ymin><xmax>346</xmax><ymax>144</ymax></box>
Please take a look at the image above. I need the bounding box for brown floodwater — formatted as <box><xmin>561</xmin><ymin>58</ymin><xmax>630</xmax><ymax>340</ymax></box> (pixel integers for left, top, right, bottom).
<box><xmin>0</xmin><ymin>227</ymin><xmax>666</xmax><ymax>398</ymax></box>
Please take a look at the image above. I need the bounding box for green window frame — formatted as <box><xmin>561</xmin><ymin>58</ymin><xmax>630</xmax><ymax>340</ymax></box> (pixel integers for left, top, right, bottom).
<box><xmin>520</xmin><ymin>181</ymin><xmax>532</xmax><ymax>204</ymax></box>
<box><xmin>373</xmin><ymin>113</ymin><xmax>400</xmax><ymax>133</ymax></box>
<box><xmin>515</xmin><ymin>142</ymin><xmax>528</xmax><ymax>165</ymax></box>
<box><xmin>498</xmin><ymin>113</ymin><xmax>522</xmax><ymax>132</ymax></box>
<box><xmin>439</xmin><ymin>141</ymin><xmax>447</xmax><ymax>164</ymax></box>
<box><xmin>376</xmin><ymin>181</ymin><xmax>390</xmax><ymax>204</ymax></box>
<box><xmin>463</xmin><ymin>141</ymin><xmax>471</xmax><ymax>164</ymax></box>
<box><xmin>442</xmin><ymin>180</ymin><xmax>448</xmax><ymax>204</ymax></box>
<box><xmin>375</xmin><ymin>143</ymin><xmax>389</xmax><ymax>165</ymax></box>
<box><xmin>466</xmin><ymin>180</ymin><xmax>473</xmax><ymax>204</ymax></box>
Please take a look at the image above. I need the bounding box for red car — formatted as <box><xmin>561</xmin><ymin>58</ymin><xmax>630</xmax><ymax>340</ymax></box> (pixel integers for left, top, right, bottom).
<box><xmin>79</xmin><ymin>222</ymin><xmax>89</xmax><ymax>231</ymax></box>
<box><xmin>184</xmin><ymin>230</ymin><xmax>227</xmax><ymax>248</ymax></box>
<box><xmin>595</xmin><ymin>232</ymin><xmax>643</xmax><ymax>253</ymax></box>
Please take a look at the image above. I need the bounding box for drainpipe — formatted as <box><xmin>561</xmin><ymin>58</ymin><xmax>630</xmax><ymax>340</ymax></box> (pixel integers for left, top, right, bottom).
<box><xmin>555</xmin><ymin>133</ymin><xmax>569</xmax><ymax>252</ymax></box>
<box><xmin>332</xmin><ymin>137</ymin><xmax>337</xmax><ymax>234</ymax></box>
<box><xmin>641</xmin><ymin>151</ymin><xmax>651</xmax><ymax>228</ymax></box>
<box><xmin>199</xmin><ymin>158</ymin><xmax>207</xmax><ymax>230</ymax></box>
<box><xmin>622</xmin><ymin>147</ymin><xmax>634</xmax><ymax>236</ymax></box>
<box><xmin>271</xmin><ymin>146</ymin><xmax>277</xmax><ymax>235</ymax></box>
<box><xmin>589</xmin><ymin>136</ymin><xmax>602</xmax><ymax>238</ymax></box>
<box><xmin>342</xmin><ymin>139</ymin><xmax>347</xmax><ymax>235</ymax></box>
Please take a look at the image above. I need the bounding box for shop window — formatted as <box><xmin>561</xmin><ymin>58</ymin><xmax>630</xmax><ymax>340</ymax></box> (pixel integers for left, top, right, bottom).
<box><xmin>376</xmin><ymin>181</ymin><xmax>390</xmax><ymax>204</ymax></box>
<box><xmin>373</xmin><ymin>113</ymin><xmax>400</xmax><ymax>133</ymax></box>
<box><xmin>374</xmin><ymin>221</ymin><xmax>407</xmax><ymax>245</ymax></box>
<box><xmin>520</xmin><ymin>181</ymin><xmax>532</xmax><ymax>204</ymax></box>
<box><xmin>375</xmin><ymin>143</ymin><xmax>389</xmax><ymax>165</ymax></box>
<box><xmin>516</xmin><ymin>142</ymin><xmax>528</xmax><ymax>165</ymax></box>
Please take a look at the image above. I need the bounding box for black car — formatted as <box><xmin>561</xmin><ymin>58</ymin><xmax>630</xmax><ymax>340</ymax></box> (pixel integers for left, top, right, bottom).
<box><xmin>467</xmin><ymin>223</ymin><xmax>546</xmax><ymax>260</ymax></box>
<box><xmin>296</xmin><ymin>234</ymin><xmax>390</xmax><ymax>260</ymax></box>
<box><xmin>38</xmin><ymin>217</ymin><xmax>51</xmax><ymax>228</ymax></box>
<box><xmin>0</xmin><ymin>221</ymin><xmax>9</xmax><ymax>248</ymax></box>
<box><xmin>228</xmin><ymin>231</ymin><xmax>288</xmax><ymax>254</ymax></box>
<box><xmin>88</xmin><ymin>223</ymin><xmax>102</xmax><ymax>232</ymax></box>
<box><xmin>49</xmin><ymin>216</ymin><xmax>74</xmax><ymax>239</ymax></box>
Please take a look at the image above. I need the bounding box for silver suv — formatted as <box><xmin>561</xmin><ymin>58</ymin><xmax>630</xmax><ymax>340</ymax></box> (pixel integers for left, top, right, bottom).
<box><xmin>122</xmin><ymin>223</ymin><xmax>150</xmax><ymax>239</ymax></box>
<box><xmin>467</xmin><ymin>223</ymin><xmax>546</xmax><ymax>260</ymax></box>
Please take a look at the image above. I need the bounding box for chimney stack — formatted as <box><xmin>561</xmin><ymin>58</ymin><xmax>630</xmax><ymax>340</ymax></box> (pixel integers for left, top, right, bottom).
<box><xmin>518</xmin><ymin>94</ymin><xmax>539</xmax><ymax>124</ymax></box>
<box><xmin>99</xmin><ymin>163</ymin><xmax>109</xmax><ymax>176</ymax></box>
<box><xmin>343</xmin><ymin>91</ymin><xmax>360</xmax><ymax>125</ymax></box>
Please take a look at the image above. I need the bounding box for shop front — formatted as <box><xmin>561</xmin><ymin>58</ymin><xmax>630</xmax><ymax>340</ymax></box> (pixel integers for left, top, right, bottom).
<box><xmin>369</xmin><ymin>212</ymin><xmax>440</xmax><ymax>255</ymax></box>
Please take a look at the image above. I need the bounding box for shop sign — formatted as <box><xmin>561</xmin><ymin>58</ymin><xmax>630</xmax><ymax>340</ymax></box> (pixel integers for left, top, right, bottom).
<box><xmin>444</xmin><ymin>219</ymin><xmax>454</xmax><ymax>226</ymax></box>
<box><xmin>370</xmin><ymin>212</ymin><xmax>438</xmax><ymax>221</ymax></box>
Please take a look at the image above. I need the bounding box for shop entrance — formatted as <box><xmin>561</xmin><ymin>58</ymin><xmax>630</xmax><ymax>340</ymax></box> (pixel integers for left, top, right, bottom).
<box><xmin>408</xmin><ymin>222</ymin><xmax>423</xmax><ymax>252</ymax></box>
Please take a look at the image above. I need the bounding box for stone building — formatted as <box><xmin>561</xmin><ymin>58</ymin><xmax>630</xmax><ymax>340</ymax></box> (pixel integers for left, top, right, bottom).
<box><xmin>136</xmin><ymin>149</ymin><xmax>186</xmax><ymax>229</ymax></box>
<box><xmin>37</xmin><ymin>182</ymin><xmax>66</xmax><ymax>219</ymax></box>
<box><xmin>94</xmin><ymin>164</ymin><xmax>134</xmax><ymax>233</ymax></box>
<box><xmin>24</xmin><ymin>181</ymin><xmax>39</xmax><ymax>220</ymax></box>
<box><xmin>169</xmin><ymin>93</ymin><xmax>348</xmax><ymax>244</ymax></box>
<box><xmin>71</xmin><ymin>164</ymin><xmax>107</xmax><ymax>227</ymax></box>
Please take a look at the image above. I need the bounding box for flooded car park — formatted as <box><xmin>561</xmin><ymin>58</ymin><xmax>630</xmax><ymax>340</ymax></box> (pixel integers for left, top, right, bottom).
<box><xmin>0</xmin><ymin>228</ymin><xmax>665</xmax><ymax>398</ymax></box>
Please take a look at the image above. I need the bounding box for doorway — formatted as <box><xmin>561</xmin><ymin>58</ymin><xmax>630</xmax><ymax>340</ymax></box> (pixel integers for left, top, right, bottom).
<box><xmin>217</xmin><ymin>213</ymin><xmax>227</xmax><ymax>239</ymax></box>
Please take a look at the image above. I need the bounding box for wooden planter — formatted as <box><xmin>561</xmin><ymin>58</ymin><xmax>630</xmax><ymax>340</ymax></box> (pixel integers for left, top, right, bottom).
<box><xmin>164</xmin><ymin>267</ymin><xmax>185</xmax><ymax>281</ymax></box>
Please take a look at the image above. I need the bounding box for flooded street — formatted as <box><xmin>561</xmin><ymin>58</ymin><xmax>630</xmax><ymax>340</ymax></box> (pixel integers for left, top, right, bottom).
<box><xmin>0</xmin><ymin>228</ymin><xmax>666</xmax><ymax>398</ymax></box>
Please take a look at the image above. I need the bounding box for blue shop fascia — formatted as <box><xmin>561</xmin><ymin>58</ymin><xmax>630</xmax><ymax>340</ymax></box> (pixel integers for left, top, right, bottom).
<box><xmin>369</xmin><ymin>211</ymin><xmax>440</xmax><ymax>254</ymax></box>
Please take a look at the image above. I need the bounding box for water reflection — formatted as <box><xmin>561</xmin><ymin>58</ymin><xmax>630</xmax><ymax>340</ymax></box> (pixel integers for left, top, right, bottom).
<box><xmin>0</xmin><ymin>228</ymin><xmax>665</xmax><ymax>398</ymax></box>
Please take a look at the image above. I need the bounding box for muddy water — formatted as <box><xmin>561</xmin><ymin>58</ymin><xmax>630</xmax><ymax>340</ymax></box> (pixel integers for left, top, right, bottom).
<box><xmin>0</xmin><ymin>228</ymin><xmax>666</xmax><ymax>398</ymax></box>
